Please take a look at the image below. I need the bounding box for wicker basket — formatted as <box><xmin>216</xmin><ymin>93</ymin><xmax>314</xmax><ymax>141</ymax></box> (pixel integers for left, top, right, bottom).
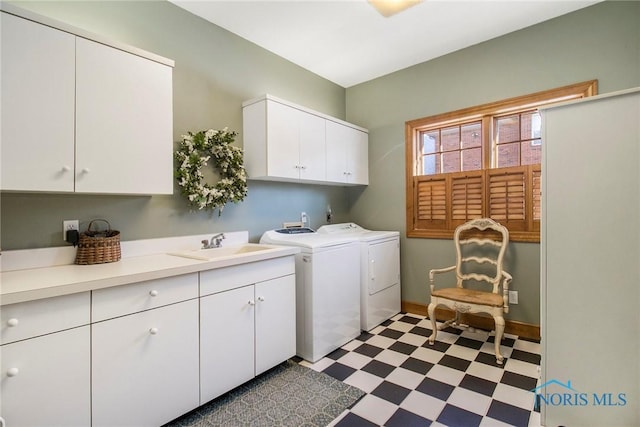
<box><xmin>75</xmin><ymin>219</ymin><xmax>121</xmax><ymax>265</ymax></box>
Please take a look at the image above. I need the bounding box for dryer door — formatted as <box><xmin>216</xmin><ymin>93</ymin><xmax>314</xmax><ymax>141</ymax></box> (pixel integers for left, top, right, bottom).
<box><xmin>368</xmin><ymin>238</ymin><xmax>400</xmax><ymax>295</ymax></box>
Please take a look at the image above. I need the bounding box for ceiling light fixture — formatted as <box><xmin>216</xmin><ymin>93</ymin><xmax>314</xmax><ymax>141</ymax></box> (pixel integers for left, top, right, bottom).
<box><xmin>368</xmin><ymin>0</ymin><xmax>423</xmax><ymax>17</ymax></box>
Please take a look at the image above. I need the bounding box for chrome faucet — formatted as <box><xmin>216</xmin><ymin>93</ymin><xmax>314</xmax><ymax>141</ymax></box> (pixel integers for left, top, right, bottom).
<box><xmin>201</xmin><ymin>233</ymin><xmax>225</xmax><ymax>249</ymax></box>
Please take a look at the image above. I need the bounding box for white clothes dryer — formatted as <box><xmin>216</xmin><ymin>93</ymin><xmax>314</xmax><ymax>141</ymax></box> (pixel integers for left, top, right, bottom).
<box><xmin>317</xmin><ymin>223</ymin><xmax>401</xmax><ymax>331</ymax></box>
<box><xmin>260</xmin><ymin>228</ymin><xmax>361</xmax><ymax>362</ymax></box>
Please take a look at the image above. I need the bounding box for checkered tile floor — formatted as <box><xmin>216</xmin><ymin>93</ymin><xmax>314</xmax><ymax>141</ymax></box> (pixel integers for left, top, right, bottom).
<box><xmin>297</xmin><ymin>312</ymin><xmax>541</xmax><ymax>427</ymax></box>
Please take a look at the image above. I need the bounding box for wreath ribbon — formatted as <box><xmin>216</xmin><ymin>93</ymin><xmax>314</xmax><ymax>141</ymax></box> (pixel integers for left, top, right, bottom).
<box><xmin>175</xmin><ymin>128</ymin><xmax>248</xmax><ymax>214</ymax></box>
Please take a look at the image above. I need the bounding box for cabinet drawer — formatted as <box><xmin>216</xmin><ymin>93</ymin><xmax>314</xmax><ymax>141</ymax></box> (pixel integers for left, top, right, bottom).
<box><xmin>1</xmin><ymin>292</ymin><xmax>90</xmax><ymax>345</ymax></box>
<box><xmin>92</xmin><ymin>273</ymin><xmax>198</xmax><ymax>322</ymax></box>
<box><xmin>200</xmin><ymin>256</ymin><xmax>295</xmax><ymax>296</ymax></box>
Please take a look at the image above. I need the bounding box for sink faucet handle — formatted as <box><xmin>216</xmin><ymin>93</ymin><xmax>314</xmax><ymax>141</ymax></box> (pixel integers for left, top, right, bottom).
<box><xmin>201</xmin><ymin>239</ymin><xmax>210</xmax><ymax>249</ymax></box>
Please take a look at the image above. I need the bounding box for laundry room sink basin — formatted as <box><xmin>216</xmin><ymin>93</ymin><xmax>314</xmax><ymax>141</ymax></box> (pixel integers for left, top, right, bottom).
<box><xmin>169</xmin><ymin>244</ymin><xmax>276</xmax><ymax>261</ymax></box>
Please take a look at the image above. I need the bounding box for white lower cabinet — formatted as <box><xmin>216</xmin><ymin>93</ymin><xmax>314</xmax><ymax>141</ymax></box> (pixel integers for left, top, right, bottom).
<box><xmin>254</xmin><ymin>277</ymin><xmax>297</xmax><ymax>375</ymax></box>
<box><xmin>200</xmin><ymin>271</ymin><xmax>296</xmax><ymax>403</ymax></box>
<box><xmin>1</xmin><ymin>326</ymin><xmax>91</xmax><ymax>427</ymax></box>
<box><xmin>200</xmin><ymin>285</ymin><xmax>255</xmax><ymax>402</ymax></box>
<box><xmin>0</xmin><ymin>257</ymin><xmax>296</xmax><ymax>425</ymax></box>
<box><xmin>0</xmin><ymin>292</ymin><xmax>91</xmax><ymax>427</ymax></box>
<box><xmin>91</xmin><ymin>299</ymin><xmax>200</xmax><ymax>427</ymax></box>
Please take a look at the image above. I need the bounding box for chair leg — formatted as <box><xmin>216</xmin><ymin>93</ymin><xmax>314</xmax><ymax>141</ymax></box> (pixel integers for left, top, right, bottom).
<box><xmin>493</xmin><ymin>316</ymin><xmax>505</xmax><ymax>365</ymax></box>
<box><xmin>427</xmin><ymin>303</ymin><xmax>437</xmax><ymax>345</ymax></box>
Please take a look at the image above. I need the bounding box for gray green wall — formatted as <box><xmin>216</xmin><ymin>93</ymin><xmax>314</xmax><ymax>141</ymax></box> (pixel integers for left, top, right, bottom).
<box><xmin>345</xmin><ymin>0</ymin><xmax>640</xmax><ymax>325</ymax></box>
<box><xmin>2</xmin><ymin>1</ymin><xmax>639</xmax><ymax>326</ymax></box>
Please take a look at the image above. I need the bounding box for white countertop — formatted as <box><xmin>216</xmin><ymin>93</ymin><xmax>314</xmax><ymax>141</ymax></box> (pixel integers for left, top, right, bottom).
<box><xmin>0</xmin><ymin>233</ymin><xmax>299</xmax><ymax>306</ymax></box>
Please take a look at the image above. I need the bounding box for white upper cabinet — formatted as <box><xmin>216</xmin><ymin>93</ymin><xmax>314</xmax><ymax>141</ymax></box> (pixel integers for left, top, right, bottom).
<box><xmin>326</xmin><ymin>120</ymin><xmax>369</xmax><ymax>185</ymax></box>
<box><xmin>0</xmin><ymin>7</ymin><xmax>174</xmax><ymax>194</ymax></box>
<box><xmin>264</xmin><ymin>100</ymin><xmax>326</xmax><ymax>181</ymax></box>
<box><xmin>1</xmin><ymin>12</ymin><xmax>76</xmax><ymax>192</ymax></box>
<box><xmin>243</xmin><ymin>94</ymin><xmax>368</xmax><ymax>186</ymax></box>
<box><xmin>75</xmin><ymin>38</ymin><xmax>173</xmax><ymax>194</ymax></box>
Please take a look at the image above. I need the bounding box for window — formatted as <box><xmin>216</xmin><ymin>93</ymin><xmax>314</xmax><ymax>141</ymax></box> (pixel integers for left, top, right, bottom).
<box><xmin>406</xmin><ymin>80</ymin><xmax>597</xmax><ymax>242</ymax></box>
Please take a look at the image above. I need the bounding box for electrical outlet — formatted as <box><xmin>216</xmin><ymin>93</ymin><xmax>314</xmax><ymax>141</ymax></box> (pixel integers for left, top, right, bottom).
<box><xmin>63</xmin><ymin>220</ymin><xmax>79</xmax><ymax>236</ymax></box>
<box><xmin>508</xmin><ymin>290</ymin><xmax>518</xmax><ymax>304</ymax></box>
<box><xmin>300</xmin><ymin>212</ymin><xmax>308</xmax><ymax>225</ymax></box>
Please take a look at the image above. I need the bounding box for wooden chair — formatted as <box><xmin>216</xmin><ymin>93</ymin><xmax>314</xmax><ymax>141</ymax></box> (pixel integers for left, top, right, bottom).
<box><xmin>427</xmin><ymin>218</ymin><xmax>512</xmax><ymax>364</ymax></box>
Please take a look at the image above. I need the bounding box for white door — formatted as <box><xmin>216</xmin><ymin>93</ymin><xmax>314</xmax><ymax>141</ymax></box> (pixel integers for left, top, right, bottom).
<box><xmin>266</xmin><ymin>100</ymin><xmax>301</xmax><ymax>180</ymax></box>
<box><xmin>368</xmin><ymin>238</ymin><xmax>400</xmax><ymax>295</ymax></box>
<box><xmin>298</xmin><ymin>113</ymin><xmax>326</xmax><ymax>181</ymax></box>
<box><xmin>92</xmin><ymin>300</ymin><xmax>199</xmax><ymax>427</ymax></box>
<box><xmin>348</xmin><ymin>128</ymin><xmax>369</xmax><ymax>185</ymax></box>
<box><xmin>200</xmin><ymin>285</ymin><xmax>255</xmax><ymax>403</ymax></box>
<box><xmin>255</xmin><ymin>275</ymin><xmax>296</xmax><ymax>375</ymax></box>
<box><xmin>541</xmin><ymin>91</ymin><xmax>640</xmax><ymax>426</ymax></box>
<box><xmin>1</xmin><ymin>326</ymin><xmax>90</xmax><ymax>426</ymax></box>
<box><xmin>1</xmin><ymin>13</ymin><xmax>75</xmax><ymax>192</ymax></box>
<box><xmin>326</xmin><ymin>121</ymin><xmax>368</xmax><ymax>184</ymax></box>
<box><xmin>325</xmin><ymin>120</ymin><xmax>350</xmax><ymax>183</ymax></box>
<box><xmin>75</xmin><ymin>37</ymin><xmax>173</xmax><ymax>194</ymax></box>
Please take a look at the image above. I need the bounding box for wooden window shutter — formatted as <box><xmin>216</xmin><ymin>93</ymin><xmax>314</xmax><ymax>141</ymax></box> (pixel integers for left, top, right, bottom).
<box><xmin>531</xmin><ymin>165</ymin><xmax>542</xmax><ymax>231</ymax></box>
<box><xmin>414</xmin><ymin>177</ymin><xmax>447</xmax><ymax>230</ymax></box>
<box><xmin>450</xmin><ymin>172</ymin><xmax>483</xmax><ymax>228</ymax></box>
<box><xmin>488</xmin><ymin>167</ymin><xmax>527</xmax><ymax>231</ymax></box>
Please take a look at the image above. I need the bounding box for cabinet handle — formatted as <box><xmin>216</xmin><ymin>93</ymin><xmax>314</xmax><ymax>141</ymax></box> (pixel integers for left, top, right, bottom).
<box><xmin>6</xmin><ymin>368</ymin><xmax>19</xmax><ymax>377</ymax></box>
<box><xmin>149</xmin><ymin>327</ymin><xmax>159</xmax><ymax>335</ymax></box>
<box><xmin>149</xmin><ymin>290</ymin><xmax>159</xmax><ymax>297</ymax></box>
<box><xmin>257</xmin><ymin>296</ymin><xmax>265</xmax><ymax>302</ymax></box>
<box><xmin>248</xmin><ymin>300</ymin><xmax>256</xmax><ymax>306</ymax></box>
<box><xmin>7</xmin><ymin>318</ymin><xmax>18</xmax><ymax>327</ymax></box>
<box><xmin>61</xmin><ymin>165</ymin><xmax>71</xmax><ymax>172</ymax></box>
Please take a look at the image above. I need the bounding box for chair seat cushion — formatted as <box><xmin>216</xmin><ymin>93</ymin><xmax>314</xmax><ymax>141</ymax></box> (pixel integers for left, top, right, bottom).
<box><xmin>432</xmin><ymin>287</ymin><xmax>504</xmax><ymax>307</ymax></box>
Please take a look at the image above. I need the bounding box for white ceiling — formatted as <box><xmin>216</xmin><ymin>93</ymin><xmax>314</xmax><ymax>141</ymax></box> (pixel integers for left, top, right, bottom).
<box><xmin>169</xmin><ymin>0</ymin><xmax>600</xmax><ymax>88</ymax></box>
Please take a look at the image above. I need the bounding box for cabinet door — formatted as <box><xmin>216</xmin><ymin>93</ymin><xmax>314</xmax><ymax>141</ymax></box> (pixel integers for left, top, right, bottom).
<box><xmin>255</xmin><ymin>275</ymin><xmax>296</xmax><ymax>375</ymax></box>
<box><xmin>1</xmin><ymin>326</ymin><xmax>90</xmax><ymax>426</ymax></box>
<box><xmin>200</xmin><ymin>285</ymin><xmax>255</xmax><ymax>403</ymax></box>
<box><xmin>368</xmin><ymin>239</ymin><xmax>400</xmax><ymax>295</ymax></box>
<box><xmin>92</xmin><ymin>300</ymin><xmax>199</xmax><ymax>427</ymax></box>
<box><xmin>266</xmin><ymin>100</ymin><xmax>301</xmax><ymax>180</ymax></box>
<box><xmin>326</xmin><ymin>121</ymin><xmax>369</xmax><ymax>185</ymax></box>
<box><xmin>75</xmin><ymin>37</ymin><xmax>173</xmax><ymax>195</ymax></box>
<box><xmin>348</xmin><ymin>128</ymin><xmax>369</xmax><ymax>185</ymax></box>
<box><xmin>298</xmin><ymin>112</ymin><xmax>326</xmax><ymax>181</ymax></box>
<box><xmin>1</xmin><ymin>12</ymin><xmax>75</xmax><ymax>192</ymax></box>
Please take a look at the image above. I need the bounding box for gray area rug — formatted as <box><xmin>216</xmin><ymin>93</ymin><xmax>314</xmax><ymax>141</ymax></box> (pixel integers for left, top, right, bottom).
<box><xmin>165</xmin><ymin>360</ymin><xmax>365</xmax><ymax>427</ymax></box>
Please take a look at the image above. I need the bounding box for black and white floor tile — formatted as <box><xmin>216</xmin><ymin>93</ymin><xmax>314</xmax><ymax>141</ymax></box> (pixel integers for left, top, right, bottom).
<box><xmin>298</xmin><ymin>312</ymin><xmax>541</xmax><ymax>427</ymax></box>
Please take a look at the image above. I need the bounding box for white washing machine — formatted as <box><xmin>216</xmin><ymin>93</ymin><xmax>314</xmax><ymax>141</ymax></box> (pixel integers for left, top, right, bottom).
<box><xmin>260</xmin><ymin>228</ymin><xmax>361</xmax><ymax>362</ymax></box>
<box><xmin>317</xmin><ymin>223</ymin><xmax>401</xmax><ymax>331</ymax></box>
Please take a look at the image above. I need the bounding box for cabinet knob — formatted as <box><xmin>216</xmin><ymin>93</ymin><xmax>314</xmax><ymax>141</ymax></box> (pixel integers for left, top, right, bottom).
<box><xmin>61</xmin><ymin>165</ymin><xmax>71</xmax><ymax>172</ymax></box>
<box><xmin>300</xmin><ymin>165</ymin><xmax>307</xmax><ymax>170</ymax></box>
<box><xmin>149</xmin><ymin>327</ymin><xmax>159</xmax><ymax>335</ymax></box>
<box><xmin>257</xmin><ymin>296</ymin><xmax>265</xmax><ymax>302</ymax></box>
<box><xmin>149</xmin><ymin>290</ymin><xmax>159</xmax><ymax>297</ymax></box>
<box><xmin>6</xmin><ymin>368</ymin><xmax>19</xmax><ymax>377</ymax></box>
<box><xmin>7</xmin><ymin>318</ymin><xmax>19</xmax><ymax>327</ymax></box>
<box><xmin>248</xmin><ymin>300</ymin><xmax>256</xmax><ymax>306</ymax></box>
<box><xmin>81</xmin><ymin>168</ymin><xmax>91</xmax><ymax>174</ymax></box>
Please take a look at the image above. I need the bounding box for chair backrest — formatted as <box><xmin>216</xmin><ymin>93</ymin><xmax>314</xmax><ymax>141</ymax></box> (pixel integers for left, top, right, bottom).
<box><xmin>453</xmin><ymin>218</ymin><xmax>509</xmax><ymax>294</ymax></box>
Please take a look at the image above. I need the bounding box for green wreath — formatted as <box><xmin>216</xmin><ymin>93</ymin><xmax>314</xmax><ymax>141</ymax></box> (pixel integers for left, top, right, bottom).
<box><xmin>175</xmin><ymin>128</ymin><xmax>248</xmax><ymax>214</ymax></box>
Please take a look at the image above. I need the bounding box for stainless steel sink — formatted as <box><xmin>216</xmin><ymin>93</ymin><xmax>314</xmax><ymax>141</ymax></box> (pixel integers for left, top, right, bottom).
<box><xmin>168</xmin><ymin>244</ymin><xmax>276</xmax><ymax>261</ymax></box>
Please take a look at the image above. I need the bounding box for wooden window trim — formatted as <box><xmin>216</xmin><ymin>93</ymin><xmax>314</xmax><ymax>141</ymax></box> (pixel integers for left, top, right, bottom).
<box><xmin>406</xmin><ymin>80</ymin><xmax>598</xmax><ymax>242</ymax></box>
